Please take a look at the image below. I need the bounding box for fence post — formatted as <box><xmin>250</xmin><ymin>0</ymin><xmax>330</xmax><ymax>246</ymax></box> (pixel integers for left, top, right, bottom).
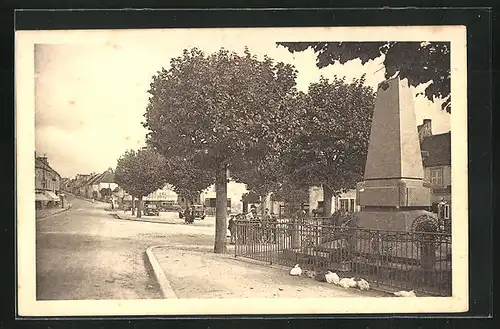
<box><xmin>291</xmin><ymin>217</ymin><xmax>301</xmax><ymax>249</ymax></box>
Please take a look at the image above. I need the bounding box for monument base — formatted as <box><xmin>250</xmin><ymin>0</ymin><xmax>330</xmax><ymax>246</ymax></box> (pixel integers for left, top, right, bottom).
<box><xmin>357</xmin><ymin>208</ymin><xmax>432</xmax><ymax>231</ymax></box>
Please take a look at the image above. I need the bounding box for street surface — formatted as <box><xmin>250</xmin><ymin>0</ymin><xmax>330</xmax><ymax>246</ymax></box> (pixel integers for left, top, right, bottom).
<box><xmin>36</xmin><ymin>195</ymin><xmax>214</xmax><ymax>300</ymax></box>
<box><xmin>37</xmin><ymin>195</ymin><xmax>386</xmax><ymax>300</ymax></box>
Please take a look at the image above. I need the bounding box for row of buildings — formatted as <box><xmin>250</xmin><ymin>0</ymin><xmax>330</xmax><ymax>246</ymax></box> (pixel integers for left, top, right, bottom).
<box><xmin>62</xmin><ymin>168</ymin><xmax>118</xmax><ymax>201</ymax></box>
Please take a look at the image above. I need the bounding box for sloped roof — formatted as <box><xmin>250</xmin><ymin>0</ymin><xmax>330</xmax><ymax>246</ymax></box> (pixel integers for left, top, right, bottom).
<box><xmin>85</xmin><ymin>174</ymin><xmax>98</xmax><ymax>185</ymax></box>
<box><xmin>90</xmin><ymin>169</ymin><xmax>115</xmax><ymax>185</ymax></box>
<box><xmin>73</xmin><ymin>175</ymin><xmax>91</xmax><ymax>188</ymax></box>
<box><xmin>87</xmin><ymin>173</ymin><xmax>103</xmax><ymax>185</ymax></box>
<box><xmin>99</xmin><ymin>170</ymin><xmax>115</xmax><ymax>183</ymax></box>
<box><xmin>35</xmin><ymin>157</ymin><xmax>61</xmax><ymax>178</ymax></box>
<box><xmin>420</xmin><ymin>132</ymin><xmax>451</xmax><ymax>167</ymax></box>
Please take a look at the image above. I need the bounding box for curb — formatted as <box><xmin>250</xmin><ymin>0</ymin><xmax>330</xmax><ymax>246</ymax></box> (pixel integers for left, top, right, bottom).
<box><xmin>36</xmin><ymin>204</ymin><xmax>72</xmax><ymax>219</ymax></box>
<box><xmin>145</xmin><ymin>246</ymin><xmax>178</xmax><ymax>299</ymax></box>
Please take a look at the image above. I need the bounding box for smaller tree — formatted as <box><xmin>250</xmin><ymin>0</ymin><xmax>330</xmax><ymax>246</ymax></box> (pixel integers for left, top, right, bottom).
<box><xmin>115</xmin><ymin>148</ymin><xmax>166</xmax><ymax>218</ymax></box>
<box><xmin>100</xmin><ymin>188</ymin><xmax>112</xmax><ymax>199</ymax></box>
<box><xmin>162</xmin><ymin>154</ymin><xmax>214</xmax><ymax>207</ymax></box>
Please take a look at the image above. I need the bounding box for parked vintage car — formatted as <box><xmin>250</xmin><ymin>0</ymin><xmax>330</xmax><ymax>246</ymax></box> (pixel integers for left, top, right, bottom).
<box><xmin>143</xmin><ymin>203</ymin><xmax>160</xmax><ymax>216</ymax></box>
<box><xmin>192</xmin><ymin>204</ymin><xmax>205</xmax><ymax>220</ymax></box>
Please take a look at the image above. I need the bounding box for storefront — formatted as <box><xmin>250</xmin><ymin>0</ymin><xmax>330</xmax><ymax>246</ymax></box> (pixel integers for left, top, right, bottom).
<box><xmin>35</xmin><ymin>192</ymin><xmax>51</xmax><ymax>209</ymax></box>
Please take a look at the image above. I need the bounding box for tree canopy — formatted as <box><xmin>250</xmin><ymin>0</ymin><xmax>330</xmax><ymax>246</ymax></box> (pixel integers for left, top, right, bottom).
<box><xmin>143</xmin><ymin>47</ymin><xmax>298</xmax><ymax>174</ymax></box>
<box><xmin>285</xmin><ymin>75</ymin><xmax>374</xmax><ymax>191</ymax></box>
<box><xmin>114</xmin><ymin>148</ymin><xmax>166</xmax><ymax>217</ymax></box>
<box><xmin>281</xmin><ymin>75</ymin><xmax>374</xmax><ymax>216</ymax></box>
<box><xmin>277</xmin><ymin>42</ymin><xmax>451</xmax><ymax>112</ymax></box>
<box><xmin>162</xmin><ymin>154</ymin><xmax>214</xmax><ymax>204</ymax></box>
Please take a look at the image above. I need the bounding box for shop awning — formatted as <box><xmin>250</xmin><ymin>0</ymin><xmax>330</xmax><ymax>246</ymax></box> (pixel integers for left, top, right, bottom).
<box><xmin>44</xmin><ymin>191</ymin><xmax>60</xmax><ymax>202</ymax></box>
<box><xmin>35</xmin><ymin>192</ymin><xmax>51</xmax><ymax>202</ymax></box>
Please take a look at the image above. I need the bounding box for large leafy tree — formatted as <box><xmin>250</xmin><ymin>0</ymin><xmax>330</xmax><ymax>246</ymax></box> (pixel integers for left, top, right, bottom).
<box><xmin>277</xmin><ymin>42</ymin><xmax>451</xmax><ymax>112</ymax></box>
<box><xmin>283</xmin><ymin>75</ymin><xmax>375</xmax><ymax>218</ymax></box>
<box><xmin>143</xmin><ymin>47</ymin><xmax>298</xmax><ymax>253</ymax></box>
<box><xmin>114</xmin><ymin>148</ymin><xmax>166</xmax><ymax>218</ymax></box>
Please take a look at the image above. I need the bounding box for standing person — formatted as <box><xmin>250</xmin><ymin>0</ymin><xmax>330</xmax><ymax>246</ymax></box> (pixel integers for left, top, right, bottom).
<box><xmin>228</xmin><ymin>214</ymin><xmax>236</xmax><ymax>244</ymax></box>
<box><xmin>263</xmin><ymin>208</ymin><xmax>272</xmax><ymax>242</ymax></box>
<box><xmin>184</xmin><ymin>207</ymin><xmax>191</xmax><ymax>224</ymax></box>
<box><xmin>189</xmin><ymin>205</ymin><xmax>196</xmax><ymax>224</ymax></box>
<box><xmin>246</xmin><ymin>206</ymin><xmax>256</xmax><ymax>221</ymax></box>
<box><xmin>263</xmin><ymin>208</ymin><xmax>271</xmax><ymax>221</ymax></box>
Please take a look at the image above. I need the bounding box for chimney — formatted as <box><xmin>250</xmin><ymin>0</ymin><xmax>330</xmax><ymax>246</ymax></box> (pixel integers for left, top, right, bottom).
<box><xmin>417</xmin><ymin>119</ymin><xmax>432</xmax><ymax>143</ymax></box>
<box><xmin>37</xmin><ymin>156</ymin><xmax>49</xmax><ymax>166</ymax></box>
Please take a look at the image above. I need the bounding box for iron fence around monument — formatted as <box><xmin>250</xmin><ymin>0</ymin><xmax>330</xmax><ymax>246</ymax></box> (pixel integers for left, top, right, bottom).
<box><xmin>234</xmin><ymin>218</ymin><xmax>452</xmax><ymax>296</ymax></box>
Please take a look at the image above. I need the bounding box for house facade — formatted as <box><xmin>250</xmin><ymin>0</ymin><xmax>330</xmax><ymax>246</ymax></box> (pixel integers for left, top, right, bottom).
<box><xmin>90</xmin><ymin>168</ymin><xmax>117</xmax><ymax>200</ymax></box>
<box><xmin>144</xmin><ymin>184</ymin><xmax>178</xmax><ymax>204</ymax></box>
<box><xmin>200</xmin><ymin>180</ymin><xmax>248</xmax><ymax>214</ymax></box>
<box><xmin>308</xmin><ymin>186</ymin><xmax>358</xmax><ymax>216</ymax></box>
<box><xmin>418</xmin><ymin>119</ymin><xmax>451</xmax><ymax>219</ymax></box>
<box><xmin>35</xmin><ymin>155</ymin><xmax>62</xmax><ymax>208</ymax></box>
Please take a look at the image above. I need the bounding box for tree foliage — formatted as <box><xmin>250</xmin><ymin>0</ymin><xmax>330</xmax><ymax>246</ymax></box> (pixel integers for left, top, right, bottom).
<box><xmin>162</xmin><ymin>154</ymin><xmax>214</xmax><ymax>203</ymax></box>
<box><xmin>285</xmin><ymin>75</ymin><xmax>374</xmax><ymax>193</ymax></box>
<box><xmin>114</xmin><ymin>148</ymin><xmax>166</xmax><ymax>199</ymax></box>
<box><xmin>279</xmin><ymin>75</ymin><xmax>374</xmax><ymax>216</ymax></box>
<box><xmin>230</xmin><ymin>91</ymin><xmax>307</xmax><ymax>199</ymax></box>
<box><xmin>277</xmin><ymin>41</ymin><xmax>451</xmax><ymax>112</ymax></box>
<box><xmin>143</xmin><ymin>47</ymin><xmax>298</xmax><ymax>174</ymax></box>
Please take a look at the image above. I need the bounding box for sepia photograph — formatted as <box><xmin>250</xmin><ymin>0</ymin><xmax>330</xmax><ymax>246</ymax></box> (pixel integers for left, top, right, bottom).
<box><xmin>16</xmin><ymin>25</ymin><xmax>468</xmax><ymax>316</ymax></box>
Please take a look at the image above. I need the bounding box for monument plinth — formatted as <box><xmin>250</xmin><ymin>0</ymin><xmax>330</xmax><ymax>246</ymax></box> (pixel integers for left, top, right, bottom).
<box><xmin>356</xmin><ymin>77</ymin><xmax>431</xmax><ymax>231</ymax></box>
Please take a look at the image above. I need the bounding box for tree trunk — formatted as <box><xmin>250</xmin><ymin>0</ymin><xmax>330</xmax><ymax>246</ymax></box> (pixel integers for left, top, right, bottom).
<box><xmin>137</xmin><ymin>196</ymin><xmax>143</xmax><ymax>218</ymax></box>
<box><xmin>323</xmin><ymin>183</ymin><xmax>334</xmax><ymax>218</ymax></box>
<box><xmin>131</xmin><ymin>196</ymin><xmax>135</xmax><ymax>215</ymax></box>
<box><xmin>259</xmin><ymin>195</ymin><xmax>265</xmax><ymax>216</ymax></box>
<box><xmin>214</xmin><ymin>162</ymin><xmax>228</xmax><ymax>253</ymax></box>
<box><xmin>260</xmin><ymin>193</ymin><xmax>271</xmax><ymax>216</ymax></box>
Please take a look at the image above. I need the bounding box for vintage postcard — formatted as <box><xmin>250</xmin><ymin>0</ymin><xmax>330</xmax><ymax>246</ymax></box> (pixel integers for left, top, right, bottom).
<box><xmin>16</xmin><ymin>25</ymin><xmax>468</xmax><ymax>316</ymax></box>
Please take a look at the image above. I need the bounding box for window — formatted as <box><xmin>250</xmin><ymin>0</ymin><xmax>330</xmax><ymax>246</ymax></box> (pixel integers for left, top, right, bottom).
<box><xmin>339</xmin><ymin>198</ymin><xmax>355</xmax><ymax>212</ymax></box>
<box><xmin>430</xmin><ymin>168</ymin><xmax>444</xmax><ymax>186</ymax></box>
<box><xmin>340</xmin><ymin>199</ymin><xmax>348</xmax><ymax>212</ymax></box>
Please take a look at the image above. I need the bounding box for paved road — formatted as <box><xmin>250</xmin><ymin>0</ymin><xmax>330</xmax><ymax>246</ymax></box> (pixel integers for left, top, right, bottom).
<box><xmin>36</xmin><ymin>195</ymin><xmax>214</xmax><ymax>300</ymax></box>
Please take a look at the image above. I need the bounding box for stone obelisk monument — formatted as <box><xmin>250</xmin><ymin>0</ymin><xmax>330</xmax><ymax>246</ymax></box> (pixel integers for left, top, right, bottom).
<box><xmin>356</xmin><ymin>76</ymin><xmax>431</xmax><ymax>231</ymax></box>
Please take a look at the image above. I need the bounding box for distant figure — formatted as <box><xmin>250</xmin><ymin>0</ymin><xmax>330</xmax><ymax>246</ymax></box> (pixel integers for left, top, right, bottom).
<box><xmin>228</xmin><ymin>214</ymin><xmax>236</xmax><ymax>244</ymax></box>
<box><xmin>246</xmin><ymin>206</ymin><xmax>257</xmax><ymax>221</ymax></box>
<box><xmin>263</xmin><ymin>208</ymin><xmax>271</xmax><ymax>221</ymax></box>
<box><xmin>264</xmin><ymin>208</ymin><xmax>278</xmax><ymax>243</ymax></box>
<box><xmin>184</xmin><ymin>206</ymin><xmax>194</xmax><ymax>224</ymax></box>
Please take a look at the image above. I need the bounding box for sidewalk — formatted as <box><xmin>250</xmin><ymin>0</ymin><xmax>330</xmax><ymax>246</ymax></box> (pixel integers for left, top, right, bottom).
<box><xmin>149</xmin><ymin>245</ymin><xmax>388</xmax><ymax>299</ymax></box>
<box><xmin>36</xmin><ymin>203</ymin><xmax>72</xmax><ymax>219</ymax></box>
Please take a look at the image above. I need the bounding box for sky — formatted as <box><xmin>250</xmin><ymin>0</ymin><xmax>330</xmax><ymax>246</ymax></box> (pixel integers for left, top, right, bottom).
<box><xmin>34</xmin><ymin>29</ymin><xmax>451</xmax><ymax>178</ymax></box>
